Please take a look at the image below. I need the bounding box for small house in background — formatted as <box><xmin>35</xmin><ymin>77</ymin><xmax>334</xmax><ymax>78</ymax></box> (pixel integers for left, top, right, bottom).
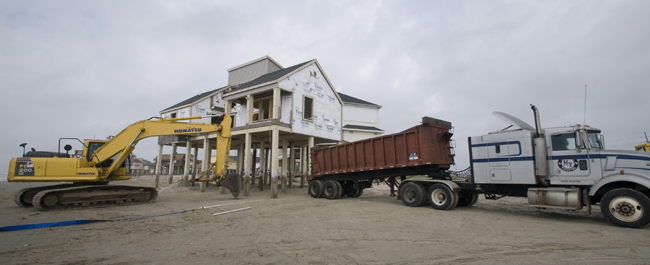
<box><xmin>338</xmin><ymin>92</ymin><xmax>384</xmax><ymax>142</ymax></box>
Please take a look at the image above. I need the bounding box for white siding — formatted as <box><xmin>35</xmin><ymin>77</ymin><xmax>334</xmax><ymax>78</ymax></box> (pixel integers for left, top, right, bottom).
<box><xmin>342</xmin><ymin>105</ymin><xmax>378</xmax><ymax>125</ymax></box>
<box><xmin>343</xmin><ymin>131</ymin><xmax>377</xmax><ymax>142</ymax></box>
<box><xmin>278</xmin><ymin>63</ymin><xmax>341</xmax><ymax>141</ymax></box>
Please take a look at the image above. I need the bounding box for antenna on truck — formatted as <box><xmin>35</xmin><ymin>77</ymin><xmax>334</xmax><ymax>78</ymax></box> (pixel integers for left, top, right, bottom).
<box><xmin>583</xmin><ymin>84</ymin><xmax>587</xmax><ymax>126</ymax></box>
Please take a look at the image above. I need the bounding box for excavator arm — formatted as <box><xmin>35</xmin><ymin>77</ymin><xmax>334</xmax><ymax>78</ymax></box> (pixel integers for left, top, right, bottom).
<box><xmin>91</xmin><ymin>114</ymin><xmax>232</xmax><ymax>179</ymax></box>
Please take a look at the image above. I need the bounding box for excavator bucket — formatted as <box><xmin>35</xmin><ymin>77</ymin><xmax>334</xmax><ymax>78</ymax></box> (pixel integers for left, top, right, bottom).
<box><xmin>217</xmin><ymin>173</ymin><xmax>241</xmax><ymax>199</ymax></box>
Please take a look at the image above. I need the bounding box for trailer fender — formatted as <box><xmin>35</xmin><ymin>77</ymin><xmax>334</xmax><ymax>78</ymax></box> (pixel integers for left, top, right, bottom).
<box><xmin>588</xmin><ymin>172</ymin><xmax>650</xmax><ymax>197</ymax></box>
<box><xmin>401</xmin><ymin>179</ymin><xmax>460</xmax><ymax>192</ymax></box>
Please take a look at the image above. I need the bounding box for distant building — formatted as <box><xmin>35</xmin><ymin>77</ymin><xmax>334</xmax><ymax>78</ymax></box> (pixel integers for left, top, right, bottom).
<box><xmin>338</xmin><ymin>92</ymin><xmax>384</xmax><ymax>142</ymax></box>
<box><xmin>131</xmin><ymin>155</ymin><xmax>155</xmax><ymax>176</ymax></box>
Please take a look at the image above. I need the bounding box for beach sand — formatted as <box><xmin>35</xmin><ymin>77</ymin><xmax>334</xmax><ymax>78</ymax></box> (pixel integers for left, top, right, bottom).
<box><xmin>1</xmin><ymin>176</ymin><xmax>650</xmax><ymax>264</ymax></box>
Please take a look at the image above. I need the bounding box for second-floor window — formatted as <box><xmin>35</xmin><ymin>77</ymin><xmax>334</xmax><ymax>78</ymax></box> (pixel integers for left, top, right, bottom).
<box><xmin>303</xmin><ymin>96</ymin><xmax>313</xmax><ymax>121</ymax></box>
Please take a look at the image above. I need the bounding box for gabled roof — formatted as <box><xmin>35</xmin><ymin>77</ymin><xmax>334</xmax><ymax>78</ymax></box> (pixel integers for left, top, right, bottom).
<box><xmin>343</xmin><ymin>124</ymin><xmax>384</xmax><ymax>132</ymax></box>
<box><xmin>338</xmin><ymin>92</ymin><xmax>381</xmax><ymax>108</ymax></box>
<box><xmin>160</xmin><ymin>86</ymin><xmax>227</xmax><ymax>113</ymax></box>
<box><xmin>226</xmin><ymin>60</ymin><xmax>313</xmax><ymax>94</ymax></box>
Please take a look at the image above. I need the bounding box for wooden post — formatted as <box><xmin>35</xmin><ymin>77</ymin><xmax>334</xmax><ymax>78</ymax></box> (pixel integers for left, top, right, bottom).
<box><xmin>281</xmin><ymin>138</ymin><xmax>288</xmax><ymax>192</ymax></box>
<box><xmin>259</xmin><ymin>141</ymin><xmax>266</xmax><ymax>191</ymax></box>
<box><xmin>168</xmin><ymin>143</ymin><xmax>176</xmax><ymax>184</ymax></box>
<box><xmin>191</xmin><ymin>146</ymin><xmax>199</xmax><ymax>187</ymax></box>
<box><xmin>183</xmin><ymin>140</ymin><xmax>192</xmax><ymax>186</ymax></box>
<box><xmin>301</xmin><ymin>146</ymin><xmax>307</xmax><ymax>188</ymax></box>
<box><xmin>201</xmin><ymin>137</ymin><xmax>210</xmax><ymax>192</ymax></box>
<box><xmin>155</xmin><ymin>144</ymin><xmax>163</xmax><ymax>189</ymax></box>
<box><xmin>243</xmin><ymin>133</ymin><xmax>252</xmax><ymax>196</ymax></box>
<box><xmin>271</xmin><ymin>127</ymin><xmax>279</xmax><ymax>198</ymax></box>
<box><xmin>251</xmin><ymin>147</ymin><xmax>257</xmax><ymax>187</ymax></box>
<box><xmin>308</xmin><ymin>137</ymin><xmax>314</xmax><ymax>179</ymax></box>
<box><xmin>265</xmin><ymin>147</ymin><xmax>271</xmax><ymax>185</ymax></box>
<box><xmin>289</xmin><ymin>143</ymin><xmax>295</xmax><ymax>188</ymax></box>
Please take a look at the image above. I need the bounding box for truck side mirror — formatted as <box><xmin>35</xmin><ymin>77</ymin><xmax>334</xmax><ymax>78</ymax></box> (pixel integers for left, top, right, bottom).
<box><xmin>575</xmin><ymin>131</ymin><xmax>582</xmax><ymax>153</ymax></box>
<box><xmin>600</xmin><ymin>135</ymin><xmax>606</xmax><ymax>149</ymax></box>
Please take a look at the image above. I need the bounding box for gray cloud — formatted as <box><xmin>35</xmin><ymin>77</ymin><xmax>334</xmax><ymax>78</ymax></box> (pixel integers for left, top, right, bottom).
<box><xmin>1</xmin><ymin>0</ymin><xmax>649</xmax><ymax>173</ymax></box>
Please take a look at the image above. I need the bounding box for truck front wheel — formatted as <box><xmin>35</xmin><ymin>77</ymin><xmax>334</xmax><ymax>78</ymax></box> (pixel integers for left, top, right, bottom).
<box><xmin>601</xmin><ymin>188</ymin><xmax>650</xmax><ymax>228</ymax></box>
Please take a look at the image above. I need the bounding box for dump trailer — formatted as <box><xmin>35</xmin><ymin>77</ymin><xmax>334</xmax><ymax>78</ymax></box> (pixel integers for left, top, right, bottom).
<box><xmin>308</xmin><ymin>106</ymin><xmax>650</xmax><ymax>228</ymax></box>
<box><xmin>8</xmin><ymin>114</ymin><xmax>239</xmax><ymax>210</ymax></box>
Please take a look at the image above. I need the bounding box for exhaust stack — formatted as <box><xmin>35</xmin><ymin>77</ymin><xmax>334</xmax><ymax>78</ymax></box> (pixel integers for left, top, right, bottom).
<box><xmin>531</xmin><ymin>105</ymin><xmax>549</xmax><ymax>186</ymax></box>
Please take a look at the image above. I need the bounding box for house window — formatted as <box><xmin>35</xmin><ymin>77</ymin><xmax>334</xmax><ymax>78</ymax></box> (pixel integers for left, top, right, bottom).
<box><xmin>254</xmin><ymin>97</ymin><xmax>272</xmax><ymax>121</ymax></box>
<box><xmin>303</xmin><ymin>96</ymin><xmax>313</xmax><ymax>121</ymax></box>
<box><xmin>170</xmin><ymin>113</ymin><xmax>177</xmax><ymax>118</ymax></box>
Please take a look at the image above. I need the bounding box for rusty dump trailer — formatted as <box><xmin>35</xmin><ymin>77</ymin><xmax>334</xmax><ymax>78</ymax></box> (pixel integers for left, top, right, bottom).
<box><xmin>308</xmin><ymin>117</ymin><xmax>455</xmax><ymax>199</ymax></box>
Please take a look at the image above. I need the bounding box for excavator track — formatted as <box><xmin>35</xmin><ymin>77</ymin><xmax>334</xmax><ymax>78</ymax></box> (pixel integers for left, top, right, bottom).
<box><xmin>14</xmin><ymin>184</ymin><xmax>76</xmax><ymax>207</ymax></box>
<box><xmin>31</xmin><ymin>185</ymin><xmax>158</xmax><ymax>211</ymax></box>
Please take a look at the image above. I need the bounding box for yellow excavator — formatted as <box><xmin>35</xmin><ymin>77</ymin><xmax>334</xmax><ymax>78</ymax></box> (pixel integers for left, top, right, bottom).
<box><xmin>8</xmin><ymin>114</ymin><xmax>239</xmax><ymax>210</ymax></box>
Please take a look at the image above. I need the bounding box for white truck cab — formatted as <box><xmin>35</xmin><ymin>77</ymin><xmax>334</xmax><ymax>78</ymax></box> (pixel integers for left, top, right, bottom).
<box><xmin>469</xmin><ymin>105</ymin><xmax>650</xmax><ymax>228</ymax></box>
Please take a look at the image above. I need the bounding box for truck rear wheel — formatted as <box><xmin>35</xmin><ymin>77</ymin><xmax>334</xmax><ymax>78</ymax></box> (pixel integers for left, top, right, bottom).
<box><xmin>427</xmin><ymin>184</ymin><xmax>458</xmax><ymax>210</ymax></box>
<box><xmin>344</xmin><ymin>182</ymin><xmax>362</xmax><ymax>198</ymax></box>
<box><xmin>323</xmin><ymin>180</ymin><xmax>341</xmax><ymax>200</ymax></box>
<box><xmin>308</xmin><ymin>180</ymin><xmax>325</xmax><ymax>198</ymax></box>
<box><xmin>334</xmin><ymin>181</ymin><xmax>343</xmax><ymax>199</ymax></box>
<box><xmin>400</xmin><ymin>182</ymin><xmax>426</xmax><ymax>207</ymax></box>
<box><xmin>457</xmin><ymin>192</ymin><xmax>479</xmax><ymax>207</ymax></box>
<box><xmin>601</xmin><ymin>188</ymin><xmax>650</xmax><ymax>228</ymax></box>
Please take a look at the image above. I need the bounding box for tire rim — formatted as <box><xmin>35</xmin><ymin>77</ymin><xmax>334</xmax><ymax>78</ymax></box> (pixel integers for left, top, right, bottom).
<box><xmin>404</xmin><ymin>188</ymin><xmax>416</xmax><ymax>203</ymax></box>
<box><xmin>324</xmin><ymin>186</ymin><xmax>332</xmax><ymax>196</ymax></box>
<box><xmin>310</xmin><ymin>184</ymin><xmax>318</xmax><ymax>195</ymax></box>
<box><xmin>609</xmin><ymin>196</ymin><xmax>643</xmax><ymax>222</ymax></box>
<box><xmin>431</xmin><ymin>189</ymin><xmax>447</xmax><ymax>206</ymax></box>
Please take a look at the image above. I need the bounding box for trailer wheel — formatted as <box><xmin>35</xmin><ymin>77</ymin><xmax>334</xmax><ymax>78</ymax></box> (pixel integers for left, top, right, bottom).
<box><xmin>323</xmin><ymin>180</ymin><xmax>341</xmax><ymax>200</ymax></box>
<box><xmin>334</xmin><ymin>181</ymin><xmax>343</xmax><ymax>199</ymax></box>
<box><xmin>308</xmin><ymin>180</ymin><xmax>325</xmax><ymax>198</ymax></box>
<box><xmin>427</xmin><ymin>184</ymin><xmax>458</xmax><ymax>210</ymax></box>
<box><xmin>457</xmin><ymin>192</ymin><xmax>479</xmax><ymax>207</ymax></box>
<box><xmin>601</xmin><ymin>188</ymin><xmax>650</xmax><ymax>228</ymax></box>
<box><xmin>344</xmin><ymin>184</ymin><xmax>361</xmax><ymax>198</ymax></box>
<box><xmin>400</xmin><ymin>182</ymin><xmax>426</xmax><ymax>207</ymax></box>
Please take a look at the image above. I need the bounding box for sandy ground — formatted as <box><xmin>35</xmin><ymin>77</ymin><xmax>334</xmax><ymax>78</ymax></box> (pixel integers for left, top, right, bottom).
<box><xmin>1</xmin><ymin>176</ymin><xmax>650</xmax><ymax>265</ymax></box>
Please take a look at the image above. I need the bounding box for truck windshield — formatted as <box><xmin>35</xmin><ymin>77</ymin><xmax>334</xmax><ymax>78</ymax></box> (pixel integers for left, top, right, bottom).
<box><xmin>587</xmin><ymin>131</ymin><xmax>602</xmax><ymax>149</ymax></box>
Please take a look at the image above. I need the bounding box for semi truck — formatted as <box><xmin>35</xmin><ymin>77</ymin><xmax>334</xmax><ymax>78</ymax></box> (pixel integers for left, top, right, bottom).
<box><xmin>308</xmin><ymin>105</ymin><xmax>650</xmax><ymax>228</ymax></box>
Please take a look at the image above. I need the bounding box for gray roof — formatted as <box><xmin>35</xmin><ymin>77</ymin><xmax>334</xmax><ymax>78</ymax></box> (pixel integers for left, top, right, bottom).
<box><xmin>225</xmin><ymin>60</ymin><xmax>313</xmax><ymax>94</ymax></box>
<box><xmin>161</xmin><ymin>86</ymin><xmax>227</xmax><ymax>113</ymax></box>
<box><xmin>343</xmin><ymin>124</ymin><xmax>384</xmax><ymax>132</ymax></box>
<box><xmin>338</xmin><ymin>92</ymin><xmax>380</xmax><ymax>107</ymax></box>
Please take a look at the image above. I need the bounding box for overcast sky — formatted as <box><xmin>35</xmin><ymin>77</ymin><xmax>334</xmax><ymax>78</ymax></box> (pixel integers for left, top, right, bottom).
<box><xmin>2</xmin><ymin>0</ymin><xmax>649</xmax><ymax>175</ymax></box>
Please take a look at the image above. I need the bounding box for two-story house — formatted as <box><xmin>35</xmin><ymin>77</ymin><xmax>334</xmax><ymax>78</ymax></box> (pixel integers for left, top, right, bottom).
<box><xmin>158</xmin><ymin>56</ymin><xmax>343</xmax><ymax>198</ymax></box>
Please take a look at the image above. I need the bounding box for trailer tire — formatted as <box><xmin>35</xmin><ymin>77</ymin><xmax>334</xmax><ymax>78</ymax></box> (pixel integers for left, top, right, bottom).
<box><xmin>427</xmin><ymin>184</ymin><xmax>458</xmax><ymax>210</ymax></box>
<box><xmin>323</xmin><ymin>181</ymin><xmax>341</xmax><ymax>200</ymax></box>
<box><xmin>400</xmin><ymin>182</ymin><xmax>426</xmax><ymax>207</ymax></box>
<box><xmin>334</xmin><ymin>181</ymin><xmax>343</xmax><ymax>199</ymax></box>
<box><xmin>308</xmin><ymin>180</ymin><xmax>325</xmax><ymax>198</ymax></box>
<box><xmin>600</xmin><ymin>188</ymin><xmax>650</xmax><ymax>228</ymax></box>
<box><xmin>457</xmin><ymin>192</ymin><xmax>479</xmax><ymax>207</ymax></box>
<box><xmin>344</xmin><ymin>184</ymin><xmax>362</xmax><ymax>198</ymax></box>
